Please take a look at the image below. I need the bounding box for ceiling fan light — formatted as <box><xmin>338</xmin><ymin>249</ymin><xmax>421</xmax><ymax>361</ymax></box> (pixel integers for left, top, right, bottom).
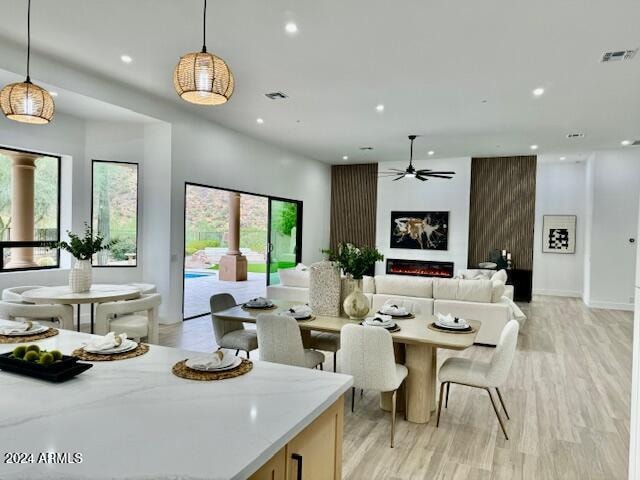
<box><xmin>174</xmin><ymin>51</ymin><xmax>234</xmax><ymax>105</ymax></box>
<box><xmin>0</xmin><ymin>80</ymin><xmax>54</xmax><ymax>124</ymax></box>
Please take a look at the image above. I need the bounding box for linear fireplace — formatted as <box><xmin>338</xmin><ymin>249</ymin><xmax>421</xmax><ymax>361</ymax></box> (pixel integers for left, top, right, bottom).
<box><xmin>386</xmin><ymin>258</ymin><xmax>454</xmax><ymax>278</ymax></box>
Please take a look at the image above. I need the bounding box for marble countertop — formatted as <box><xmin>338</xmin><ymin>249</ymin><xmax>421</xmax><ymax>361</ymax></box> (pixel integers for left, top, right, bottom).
<box><xmin>0</xmin><ymin>328</ymin><xmax>353</xmax><ymax>480</ymax></box>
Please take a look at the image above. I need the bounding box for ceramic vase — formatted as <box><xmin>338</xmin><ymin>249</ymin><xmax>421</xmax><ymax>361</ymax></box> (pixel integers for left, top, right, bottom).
<box><xmin>342</xmin><ymin>276</ymin><xmax>370</xmax><ymax>320</ymax></box>
<box><xmin>69</xmin><ymin>259</ymin><xmax>92</xmax><ymax>293</ymax></box>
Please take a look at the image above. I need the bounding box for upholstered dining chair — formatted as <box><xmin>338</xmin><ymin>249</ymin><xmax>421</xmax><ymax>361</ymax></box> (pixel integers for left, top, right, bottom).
<box><xmin>210</xmin><ymin>293</ymin><xmax>258</xmax><ymax>358</ymax></box>
<box><xmin>95</xmin><ymin>294</ymin><xmax>161</xmax><ymax>343</ymax></box>
<box><xmin>2</xmin><ymin>285</ymin><xmax>44</xmax><ymax>302</ymax></box>
<box><xmin>0</xmin><ymin>300</ymin><xmax>74</xmax><ymax>330</ymax></box>
<box><xmin>436</xmin><ymin>320</ymin><xmax>520</xmax><ymax>440</ymax></box>
<box><xmin>339</xmin><ymin>324</ymin><xmax>408</xmax><ymax>448</ymax></box>
<box><xmin>309</xmin><ymin>332</ymin><xmax>340</xmax><ymax>372</ymax></box>
<box><xmin>256</xmin><ymin>313</ymin><xmax>324</xmax><ymax>369</ymax></box>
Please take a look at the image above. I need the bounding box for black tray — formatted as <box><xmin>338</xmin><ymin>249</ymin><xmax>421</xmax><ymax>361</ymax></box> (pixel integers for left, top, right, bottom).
<box><xmin>0</xmin><ymin>352</ymin><xmax>92</xmax><ymax>382</ymax></box>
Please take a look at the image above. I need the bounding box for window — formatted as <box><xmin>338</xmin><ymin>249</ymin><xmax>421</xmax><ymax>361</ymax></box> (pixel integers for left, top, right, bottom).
<box><xmin>0</xmin><ymin>146</ymin><xmax>61</xmax><ymax>271</ymax></box>
<box><xmin>91</xmin><ymin>160</ymin><xmax>138</xmax><ymax>267</ymax></box>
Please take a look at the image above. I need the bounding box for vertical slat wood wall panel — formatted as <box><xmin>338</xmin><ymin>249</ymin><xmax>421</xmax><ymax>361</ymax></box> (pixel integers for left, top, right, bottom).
<box><xmin>468</xmin><ymin>156</ymin><xmax>537</xmax><ymax>270</ymax></box>
<box><xmin>330</xmin><ymin>163</ymin><xmax>378</xmax><ymax>249</ymax></box>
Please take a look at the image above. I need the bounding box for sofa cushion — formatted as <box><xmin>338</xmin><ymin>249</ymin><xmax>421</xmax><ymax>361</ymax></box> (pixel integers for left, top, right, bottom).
<box><xmin>457</xmin><ymin>279</ymin><xmax>493</xmax><ymax>303</ymax></box>
<box><xmin>374</xmin><ymin>275</ymin><xmax>433</xmax><ymax>298</ymax></box>
<box><xmin>362</xmin><ymin>275</ymin><xmax>375</xmax><ymax>294</ymax></box>
<box><xmin>433</xmin><ymin>278</ymin><xmax>459</xmax><ymax>300</ymax></box>
<box><xmin>458</xmin><ymin>269</ymin><xmax>493</xmax><ymax>280</ymax></box>
<box><xmin>279</xmin><ymin>267</ymin><xmax>310</xmax><ymax>288</ymax></box>
<box><xmin>491</xmin><ymin>269</ymin><xmax>508</xmax><ymax>284</ymax></box>
<box><xmin>491</xmin><ymin>280</ymin><xmax>506</xmax><ymax>303</ymax></box>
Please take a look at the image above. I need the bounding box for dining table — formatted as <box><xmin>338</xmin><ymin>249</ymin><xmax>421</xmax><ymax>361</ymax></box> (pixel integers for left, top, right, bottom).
<box><xmin>213</xmin><ymin>299</ymin><xmax>480</xmax><ymax>424</ymax></box>
<box><xmin>21</xmin><ymin>284</ymin><xmax>141</xmax><ymax>334</ymax></box>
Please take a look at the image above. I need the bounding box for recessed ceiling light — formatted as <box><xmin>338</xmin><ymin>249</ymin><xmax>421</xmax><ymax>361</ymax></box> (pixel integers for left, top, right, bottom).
<box><xmin>342</xmin><ymin>155</ymin><xmax>349</xmax><ymax>161</ymax></box>
<box><xmin>256</xmin><ymin>118</ymin><xmax>264</xmax><ymax>124</ymax></box>
<box><xmin>375</xmin><ymin>104</ymin><xmax>384</xmax><ymax>112</ymax></box>
<box><xmin>532</xmin><ymin>87</ymin><xmax>545</xmax><ymax>96</ymax></box>
<box><xmin>621</xmin><ymin>140</ymin><xmax>631</xmax><ymax>146</ymax></box>
<box><xmin>49</xmin><ymin>91</ymin><xmax>58</xmax><ymax>97</ymax></box>
<box><xmin>120</xmin><ymin>55</ymin><xmax>133</xmax><ymax>64</ymax></box>
<box><xmin>428</xmin><ymin>151</ymin><xmax>435</xmax><ymax>156</ymax></box>
<box><xmin>560</xmin><ymin>156</ymin><xmax>567</xmax><ymax>160</ymax></box>
<box><xmin>530</xmin><ymin>144</ymin><xmax>539</xmax><ymax>150</ymax></box>
<box><xmin>285</xmin><ymin>22</ymin><xmax>298</xmax><ymax>34</ymax></box>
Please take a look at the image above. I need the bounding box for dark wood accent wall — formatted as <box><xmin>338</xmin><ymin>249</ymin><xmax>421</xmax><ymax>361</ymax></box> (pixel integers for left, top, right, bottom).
<box><xmin>468</xmin><ymin>156</ymin><xmax>537</xmax><ymax>270</ymax></box>
<box><xmin>330</xmin><ymin>163</ymin><xmax>378</xmax><ymax>249</ymax></box>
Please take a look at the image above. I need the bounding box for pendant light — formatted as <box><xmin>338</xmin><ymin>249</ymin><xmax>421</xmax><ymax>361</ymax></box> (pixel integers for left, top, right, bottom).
<box><xmin>0</xmin><ymin>0</ymin><xmax>54</xmax><ymax>124</ymax></box>
<box><xmin>173</xmin><ymin>0</ymin><xmax>234</xmax><ymax>106</ymax></box>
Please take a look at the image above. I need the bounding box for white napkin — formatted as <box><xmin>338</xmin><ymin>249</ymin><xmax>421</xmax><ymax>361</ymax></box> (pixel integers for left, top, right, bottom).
<box><xmin>285</xmin><ymin>304</ymin><xmax>312</xmax><ymax>318</ymax></box>
<box><xmin>380</xmin><ymin>302</ymin><xmax>409</xmax><ymax>316</ymax></box>
<box><xmin>85</xmin><ymin>332</ymin><xmax>128</xmax><ymax>351</ymax></box>
<box><xmin>365</xmin><ymin>314</ymin><xmax>394</xmax><ymax>327</ymax></box>
<box><xmin>247</xmin><ymin>296</ymin><xmax>270</xmax><ymax>307</ymax></box>
<box><xmin>0</xmin><ymin>320</ymin><xmax>34</xmax><ymax>335</ymax></box>
<box><xmin>436</xmin><ymin>313</ymin><xmax>469</xmax><ymax>328</ymax></box>
<box><xmin>187</xmin><ymin>351</ymin><xmax>228</xmax><ymax>370</ymax></box>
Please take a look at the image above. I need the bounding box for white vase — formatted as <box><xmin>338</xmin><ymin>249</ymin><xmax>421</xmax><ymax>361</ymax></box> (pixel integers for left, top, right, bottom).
<box><xmin>69</xmin><ymin>259</ymin><xmax>92</xmax><ymax>293</ymax></box>
<box><xmin>342</xmin><ymin>277</ymin><xmax>370</xmax><ymax>320</ymax></box>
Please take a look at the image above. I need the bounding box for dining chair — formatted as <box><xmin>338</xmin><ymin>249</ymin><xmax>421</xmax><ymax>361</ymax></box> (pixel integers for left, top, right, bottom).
<box><xmin>256</xmin><ymin>313</ymin><xmax>325</xmax><ymax>369</ymax></box>
<box><xmin>309</xmin><ymin>332</ymin><xmax>340</xmax><ymax>372</ymax></box>
<box><xmin>95</xmin><ymin>294</ymin><xmax>162</xmax><ymax>343</ymax></box>
<box><xmin>339</xmin><ymin>323</ymin><xmax>408</xmax><ymax>448</ymax></box>
<box><xmin>0</xmin><ymin>300</ymin><xmax>74</xmax><ymax>330</ymax></box>
<box><xmin>436</xmin><ymin>320</ymin><xmax>519</xmax><ymax>440</ymax></box>
<box><xmin>210</xmin><ymin>293</ymin><xmax>258</xmax><ymax>358</ymax></box>
<box><xmin>1</xmin><ymin>285</ymin><xmax>44</xmax><ymax>302</ymax></box>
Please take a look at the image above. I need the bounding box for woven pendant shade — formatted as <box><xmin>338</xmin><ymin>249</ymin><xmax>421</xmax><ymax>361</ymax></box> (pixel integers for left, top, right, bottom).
<box><xmin>0</xmin><ymin>81</ymin><xmax>54</xmax><ymax>124</ymax></box>
<box><xmin>173</xmin><ymin>51</ymin><xmax>234</xmax><ymax>105</ymax></box>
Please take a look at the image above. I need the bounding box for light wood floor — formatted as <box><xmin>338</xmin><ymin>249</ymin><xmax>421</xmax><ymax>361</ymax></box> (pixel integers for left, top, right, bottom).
<box><xmin>159</xmin><ymin>296</ymin><xmax>633</xmax><ymax>479</ymax></box>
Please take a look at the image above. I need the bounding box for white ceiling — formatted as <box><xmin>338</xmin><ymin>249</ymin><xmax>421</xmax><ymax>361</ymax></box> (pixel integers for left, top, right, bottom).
<box><xmin>1</xmin><ymin>0</ymin><xmax>639</xmax><ymax>164</ymax></box>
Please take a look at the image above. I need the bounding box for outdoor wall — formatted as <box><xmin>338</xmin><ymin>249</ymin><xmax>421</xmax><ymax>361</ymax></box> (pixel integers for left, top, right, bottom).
<box><xmin>375</xmin><ymin>157</ymin><xmax>471</xmax><ymax>275</ymax></box>
<box><xmin>532</xmin><ymin>159</ymin><xmax>586</xmax><ymax>297</ymax></box>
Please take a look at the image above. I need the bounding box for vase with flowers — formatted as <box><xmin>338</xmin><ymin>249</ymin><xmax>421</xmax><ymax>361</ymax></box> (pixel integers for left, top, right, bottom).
<box><xmin>323</xmin><ymin>243</ymin><xmax>383</xmax><ymax>320</ymax></box>
<box><xmin>53</xmin><ymin>224</ymin><xmax>118</xmax><ymax>293</ymax></box>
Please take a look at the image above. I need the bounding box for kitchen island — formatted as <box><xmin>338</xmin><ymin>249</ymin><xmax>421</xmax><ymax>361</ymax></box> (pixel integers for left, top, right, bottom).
<box><xmin>0</xmin><ymin>328</ymin><xmax>352</xmax><ymax>480</ymax></box>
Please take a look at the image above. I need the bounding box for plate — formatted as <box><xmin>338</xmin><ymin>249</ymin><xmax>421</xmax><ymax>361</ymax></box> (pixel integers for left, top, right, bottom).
<box><xmin>377</xmin><ymin>310</ymin><xmax>412</xmax><ymax>319</ymax></box>
<box><xmin>187</xmin><ymin>356</ymin><xmax>242</xmax><ymax>372</ymax></box>
<box><xmin>285</xmin><ymin>313</ymin><xmax>312</xmax><ymax>321</ymax></box>
<box><xmin>84</xmin><ymin>340</ymin><xmax>138</xmax><ymax>355</ymax></box>
<box><xmin>435</xmin><ymin>321</ymin><xmax>469</xmax><ymax>330</ymax></box>
<box><xmin>243</xmin><ymin>303</ymin><xmax>274</xmax><ymax>309</ymax></box>
<box><xmin>0</xmin><ymin>324</ymin><xmax>49</xmax><ymax>336</ymax></box>
<box><xmin>432</xmin><ymin>323</ymin><xmax>473</xmax><ymax>332</ymax></box>
<box><xmin>360</xmin><ymin>322</ymin><xmax>400</xmax><ymax>333</ymax></box>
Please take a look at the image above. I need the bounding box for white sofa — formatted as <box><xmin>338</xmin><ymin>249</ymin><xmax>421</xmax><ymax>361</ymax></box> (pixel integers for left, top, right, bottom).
<box><xmin>267</xmin><ymin>267</ymin><xmax>520</xmax><ymax>346</ymax></box>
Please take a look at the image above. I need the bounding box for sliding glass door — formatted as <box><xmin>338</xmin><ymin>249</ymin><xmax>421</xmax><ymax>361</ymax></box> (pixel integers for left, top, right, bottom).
<box><xmin>267</xmin><ymin>199</ymin><xmax>303</xmax><ymax>286</ymax></box>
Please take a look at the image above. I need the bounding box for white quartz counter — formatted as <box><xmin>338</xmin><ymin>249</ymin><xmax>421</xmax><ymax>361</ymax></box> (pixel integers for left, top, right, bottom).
<box><xmin>0</xmin><ymin>328</ymin><xmax>352</xmax><ymax>480</ymax></box>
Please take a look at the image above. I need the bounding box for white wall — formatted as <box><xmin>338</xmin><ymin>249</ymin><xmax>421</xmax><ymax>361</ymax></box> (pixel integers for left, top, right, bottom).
<box><xmin>584</xmin><ymin>150</ymin><xmax>640</xmax><ymax>310</ymax></box>
<box><xmin>532</xmin><ymin>160</ymin><xmax>586</xmax><ymax>297</ymax></box>
<box><xmin>374</xmin><ymin>157</ymin><xmax>471</xmax><ymax>275</ymax></box>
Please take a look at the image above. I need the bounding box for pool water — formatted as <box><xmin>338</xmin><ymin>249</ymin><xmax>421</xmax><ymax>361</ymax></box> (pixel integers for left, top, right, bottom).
<box><xmin>184</xmin><ymin>272</ymin><xmax>209</xmax><ymax>279</ymax></box>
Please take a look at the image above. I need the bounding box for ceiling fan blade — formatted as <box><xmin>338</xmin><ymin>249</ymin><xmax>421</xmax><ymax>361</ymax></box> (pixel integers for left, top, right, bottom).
<box><xmin>387</xmin><ymin>168</ymin><xmax>406</xmax><ymax>172</ymax></box>
<box><xmin>420</xmin><ymin>170</ymin><xmax>456</xmax><ymax>175</ymax></box>
<box><xmin>415</xmin><ymin>169</ymin><xmax>433</xmax><ymax>173</ymax></box>
<box><xmin>415</xmin><ymin>175</ymin><xmax>428</xmax><ymax>181</ymax></box>
<box><xmin>421</xmin><ymin>173</ymin><xmax>453</xmax><ymax>179</ymax></box>
<box><xmin>392</xmin><ymin>174</ymin><xmax>405</xmax><ymax>181</ymax></box>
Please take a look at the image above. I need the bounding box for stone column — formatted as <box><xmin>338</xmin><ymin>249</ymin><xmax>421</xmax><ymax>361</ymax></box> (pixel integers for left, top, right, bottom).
<box><xmin>219</xmin><ymin>192</ymin><xmax>247</xmax><ymax>281</ymax></box>
<box><xmin>5</xmin><ymin>153</ymin><xmax>38</xmax><ymax>269</ymax></box>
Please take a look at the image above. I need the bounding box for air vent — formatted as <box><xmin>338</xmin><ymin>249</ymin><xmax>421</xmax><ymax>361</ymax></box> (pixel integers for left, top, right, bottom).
<box><xmin>632</xmin><ymin>140</ymin><xmax>640</xmax><ymax>146</ymax></box>
<box><xmin>566</xmin><ymin>133</ymin><xmax>585</xmax><ymax>139</ymax></box>
<box><xmin>359</xmin><ymin>146</ymin><xmax>374</xmax><ymax>151</ymax></box>
<box><xmin>265</xmin><ymin>91</ymin><xmax>288</xmax><ymax>100</ymax></box>
<box><xmin>601</xmin><ymin>49</ymin><xmax>637</xmax><ymax>63</ymax></box>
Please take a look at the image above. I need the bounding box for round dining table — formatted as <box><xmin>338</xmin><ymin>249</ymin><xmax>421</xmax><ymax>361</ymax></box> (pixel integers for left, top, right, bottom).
<box><xmin>21</xmin><ymin>284</ymin><xmax>141</xmax><ymax>334</ymax></box>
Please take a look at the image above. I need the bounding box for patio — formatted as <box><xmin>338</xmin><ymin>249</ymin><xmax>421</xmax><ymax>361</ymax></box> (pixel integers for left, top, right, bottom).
<box><xmin>183</xmin><ymin>270</ymin><xmax>267</xmax><ymax>319</ymax></box>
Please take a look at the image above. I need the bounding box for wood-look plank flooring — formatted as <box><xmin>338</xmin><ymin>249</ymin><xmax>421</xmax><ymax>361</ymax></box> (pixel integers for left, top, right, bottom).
<box><xmin>158</xmin><ymin>296</ymin><xmax>633</xmax><ymax>479</ymax></box>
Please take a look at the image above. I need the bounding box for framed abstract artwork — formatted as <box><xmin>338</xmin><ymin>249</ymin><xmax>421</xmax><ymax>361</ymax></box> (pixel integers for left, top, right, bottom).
<box><xmin>542</xmin><ymin>215</ymin><xmax>576</xmax><ymax>254</ymax></box>
<box><xmin>390</xmin><ymin>211</ymin><xmax>449</xmax><ymax>250</ymax></box>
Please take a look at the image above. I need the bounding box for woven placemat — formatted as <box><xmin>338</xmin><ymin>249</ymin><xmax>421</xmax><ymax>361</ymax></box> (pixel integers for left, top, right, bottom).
<box><xmin>0</xmin><ymin>328</ymin><xmax>59</xmax><ymax>344</ymax></box>
<box><xmin>242</xmin><ymin>304</ymin><xmax>277</xmax><ymax>311</ymax></box>
<box><xmin>428</xmin><ymin>323</ymin><xmax>477</xmax><ymax>334</ymax></box>
<box><xmin>172</xmin><ymin>358</ymin><xmax>253</xmax><ymax>381</ymax></box>
<box><xmin>71</xmin><ymin>343</ymin><xmax>149</xmax><ymax>361</ymax></box>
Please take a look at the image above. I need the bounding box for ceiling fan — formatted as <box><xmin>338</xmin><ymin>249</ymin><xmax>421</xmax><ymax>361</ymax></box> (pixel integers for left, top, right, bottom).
<box><xmin>379</xmin><ymin>135</ymin><xmax>456</xmax><ymax>181</ymax></box>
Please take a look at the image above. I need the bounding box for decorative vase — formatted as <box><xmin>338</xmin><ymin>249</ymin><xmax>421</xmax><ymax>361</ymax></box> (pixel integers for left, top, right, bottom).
<box><xmin>342</xmin><ymin>277</ymin><xmax>370</xmax><ymax>320</ymax></box>
<box><xmin>69</xmin><ymin>259</ymin><xmax>92</xmax><ymax>293</ymax></box>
